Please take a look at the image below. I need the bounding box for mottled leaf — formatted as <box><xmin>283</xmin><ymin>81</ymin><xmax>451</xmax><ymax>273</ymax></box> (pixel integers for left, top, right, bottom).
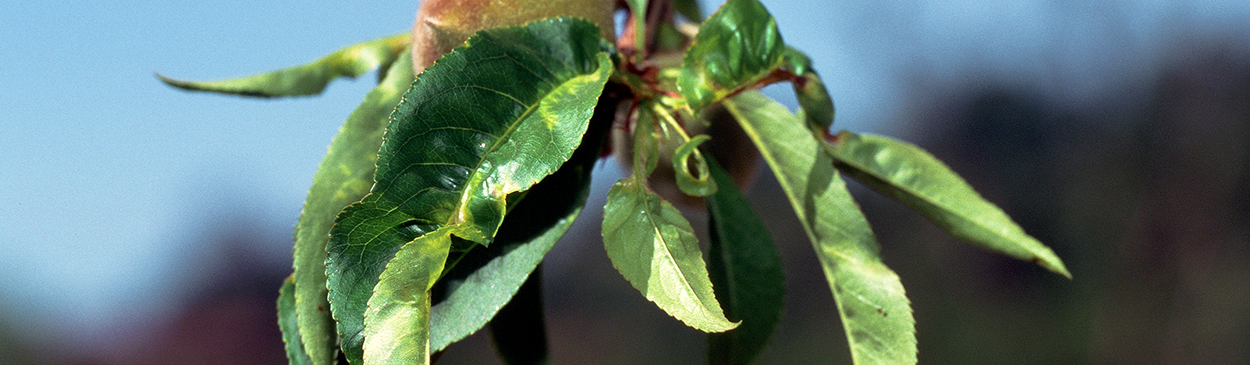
<box><xmin>325</xmin><ymin>18</ymin><xmax>611</xmax><ymax>365</ymax></box>
<box><xmin>290</xmin><ymin>51</ymin><xmax>414</xmax><ymax>365</ymax></box>
<box><xmin>679</xmin><ymin>0</ymin><xmax>784</xmax><ymax>110</ymax></box>
<box><xmin>705</xmin><ymin>158</ymin><xmax>784</xmax><ymax>365</ymax></box>
<box><xmin>602</xmin><ymin>176</ymin><xmax>738</xmax><ymax>332</ymax></box>
<box><xmin>279</xmin><ymin>275</ymin><xmax>313</xmax><ymax>365</ymax></box>
<box><xmin>429</xmin><ymin>108</ymin><xmax>608</xmax><ymax>352</ymax></box>
<box><xmin>158</xmin><ymin>34</ymin><xmax>411</xmax><ymax>97</ymax></box>
<box><xmin>829</xmin><ymin>131</ymin><xmax>1071</xmax><ymax>278</ymax></box>
<box><xmin>726</xmin><ymin>92</ymin><xmax>917</xmax><ymax>365</ymax></box>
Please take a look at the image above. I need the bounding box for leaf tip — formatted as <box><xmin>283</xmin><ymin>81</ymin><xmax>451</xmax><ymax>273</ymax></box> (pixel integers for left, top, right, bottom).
<box><xmin>1030</xmin><ymin>253</ymin><xmax>1072</xmax><ymax>279</ymax></box>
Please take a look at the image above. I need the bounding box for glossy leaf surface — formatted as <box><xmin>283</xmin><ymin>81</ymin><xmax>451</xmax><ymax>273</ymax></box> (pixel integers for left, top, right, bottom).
<box><xmin>829</xmin><ymin>131</ymin><xmax>1071</xmax><ymax>278</ymax></box>
<box><xmin>279</xmin><ymin>276</ymin><xmax>313</xmax><ymax>365</ymax></box>
<box><xmin>727</xmin><ymin>92</ymin><xmax>917</xmax><ymax>365</ymax></box>
<box><xmin>705</xmin><ymin>158</ymin><xmax>784</xmax><ymax>365</ymax></box>
<box><xmin>429</xmin><ymin>108</ymin><xmax>606</xmax><ymax>352</ymax></box>
<box><xmin>679</xmin><ymin>0</ymin><xmax>784</xmax><ymax>110</ymax></box>
<box><xmin>325</xmin><ymin>18</ymin><xmax>612</xmax><ymax>365</ymax></box>
<box><xmin>158</xmin><ymin>34</ymin><xmax>411</xmax><ymax>97</ymax></box>
<box><xmin>291</xmin><ymin>52</ymin><xmax>414</xmax><ymax>365</ymax></box>
<box><xmin>602</xmin><ymin>176</ymin><xmax>738</xmax><ymax>333</ymax></box>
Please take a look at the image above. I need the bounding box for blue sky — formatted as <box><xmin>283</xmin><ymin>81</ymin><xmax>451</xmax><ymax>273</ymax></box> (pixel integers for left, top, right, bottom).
<box><xmin>3</xmin><ymin>0</ymin><xmax>1248</xmax><ymax>357</ymax></box>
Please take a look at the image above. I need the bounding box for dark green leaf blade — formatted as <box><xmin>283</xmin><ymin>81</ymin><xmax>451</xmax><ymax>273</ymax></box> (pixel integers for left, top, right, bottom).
<box><xmin>705</xmin><ymin>158</ymin><xmax>784</xmax><ymax>365</ymax></box>
<box><xmin>829</xmin><ymin>131</ymin><xmax>1071</xmax><ymax>278</ymax></box>
<box><xmin>291</xmin><ymin>51</ymin><xmax>414</xmax><ymax>365</ymax></box>
<box><xmin>602</xmin><ymin>177</ymin><xmax>738</xmax><ymax>332</ymax></box>
<box><xmin>673</xmin><ymin>0</ymin><xmax>704</xmax><ymax>22</ymax></box>
<box><xmin>726</xmin><ymin>92</ymin><xmax>917</xmax><ymax>365</ymax></box>
<box><xmin>488</xmin><ymin>269</ymin><xmax>550</xmax><ymax>365</ymax></box>
<box><xmin>279</xmin><ymin>275</ymin><xmax>314</xmax><ymax>365</ymax></box>
<box><xmin>679</xmin><ymin>0</ymin><xmax>785</xmax><ymax>110</ymax></box>
<box><xmin>430</xmin><ymin>108</ymin><xmax>608</xmax><ymax>352</ymax></box>
<box><xmin>158</xmin><ymin>34</ymin><xmax>411</xmax><ymax>97</ymax></box>
<box><xmin>325</xmin><ymin>18</ymin><xmax>612</xmax><ymax>365</ymax></box>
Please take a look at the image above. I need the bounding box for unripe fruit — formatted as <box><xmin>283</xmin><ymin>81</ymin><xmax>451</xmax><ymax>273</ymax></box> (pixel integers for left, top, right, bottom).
<box><xmin>411</xmin><ymin>0</ymin><xmax>617</xmax><ymax>74</ymax></box>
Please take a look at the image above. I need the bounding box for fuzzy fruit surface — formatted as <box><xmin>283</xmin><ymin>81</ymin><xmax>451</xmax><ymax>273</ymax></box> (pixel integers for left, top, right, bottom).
<box><xmin>411</xmin><ymin>0</ymin><xmax>616</xmax><ymax>74</ymax></box>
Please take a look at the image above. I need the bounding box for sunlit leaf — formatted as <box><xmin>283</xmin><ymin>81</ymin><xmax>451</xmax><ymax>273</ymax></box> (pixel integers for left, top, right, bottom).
<box><xmin>429</xmin><ymin>111</ymin><xmax>608</xmax><ymax>352</ymax></box>
<box><xmin>158</xmin><ymin>34</ymin><xmax>411</xmax><ymax>97</ymax></box>
<box><xmin>705</xmin><ymin>158</ymin><xmax>783</xmax><ymax>365</ymax></box>
<box><xmin>602</xmin><ymin>176</ymin><xmax>738</xmax><ymax>333</ymax></box>
<box><xmin>324</xmin><ymin>18</ymin><xmax>611</xmax><ymax>365</ymax></box>
<box><xmin>672</xmin><ymin>134</ymin><xmax>717</xmax><ymax>197</ymax></box>
<box><xmin>679</xmin><ymin>0</ymin><xmax>784</xmax><ymax>111</ymax></box>
<box><xmin>726</xmin><ymin>92</ymin><xmax>917</xmax><ymax>365</ymax></box>
<box><xmin>289</xmin><ymin>51</ymin><xmax>414</xmax><ymax>365</ymax></box>
<box><xmin>279</xmin><ymin>275</ymin><xmax>313</xmax><ymax>365</ymax></box>
<box><xmin>362</xmin><ymin>226</ymin><xmax>453</xmax><ymax>365</ymax></box>
<box><xmin>828</xmin><ymin>131</ymin><xmax>1071</xmax><ymax>278</ymax></box>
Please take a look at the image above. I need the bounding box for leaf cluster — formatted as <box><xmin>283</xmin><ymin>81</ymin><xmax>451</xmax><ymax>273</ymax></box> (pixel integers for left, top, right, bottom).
<box><xmin>162</xmin><ymin>1</ymin><xmax>1069</xmax><ymax>364</ymax></box>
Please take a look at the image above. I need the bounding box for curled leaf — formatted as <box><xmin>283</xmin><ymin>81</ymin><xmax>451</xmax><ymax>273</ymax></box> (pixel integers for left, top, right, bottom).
<box><xmin>672</xmin><ymin>134</ymin><xmax>717</xmax><ymax>197</ymax></box>
<box><xmin>292</xmin><ymin>51</ymin><xmax>415</xmax><ymax>365</ymax></box>
<box><xmin>325</xmin><ymin>18</ymin><xmax>612</xmax><ymax>365</ymax></box>
<box><xmin>679</xmin><ymin>0</ymin><xmax>785</xmax><ymax>110</ymax></box>
<box><xmin>158</xmin><ymin>33</ymin><xmax>411</xmax><ymax>97</ymax></box>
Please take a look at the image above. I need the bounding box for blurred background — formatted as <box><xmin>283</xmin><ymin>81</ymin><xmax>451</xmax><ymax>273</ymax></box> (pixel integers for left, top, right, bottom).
<box><xmin>2</xmin><ymin>0</ymin><xmax>1248</xmax><ymax>364</ymax></box>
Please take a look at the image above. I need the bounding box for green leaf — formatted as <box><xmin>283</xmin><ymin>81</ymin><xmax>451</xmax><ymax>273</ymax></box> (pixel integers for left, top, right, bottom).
<box><xmin>158</xmin><ymin>33</ymin><xmax>411</xmax><ymax>97</ymax></box>
<box><xmin>828</xmin><ymin>131</ymin><xmax>1071</xmax><ymax>278</ymax></box>
<box><xmin>679</xmin><ymin>0</ymin><xmax>785</xmax><ymax>111</ymax></box>
<box><xmin>279</xmin><ymin>275</ymin><xmax>314</xmax><ymax>365</ymax></box>
<box><xmin>324</xmin><ymin>18</ymin><xmax>612</xmax><ymax>365</ymax></box>
<box><xmin>726</xmin><ymin>92</ymin><xmax>917</xmax><ymax>365</ymax></box>
<box><xmin>488</xmin><ymin>269</ymin><xmax>550</xmax><ymax>365</ymax></box>
<box><xmin>430</xmin><ymin>110</ymin><xmax>607</xmax><ymax>352</ymax></box>
<box><xmin>783</xmin><ymin>47</ymin><xmax>834</xmax><ymax>131</ymax></box>
<box><xmin>672</xmin><ymin>134</ymin><xmax>717</xmax><ymax>197</ymax></box>
<box><xmin>291</xmin><ymin>51</ymin><xmax>415</xmax><ymax>365</ymax></box>
<box><xmin>705</xmin><ymin>158</ymin><xmax>784</xmax><ymax>365</ymax></box>
<box><xmin>362</xmin><ymin>226</ymin><xmax>454</xmax><ymax>365</ymax></box>
<box><xmin>602</xmin><ymin>176</ymin><xmax>738</xmax><ymax>332</ymax></box>
<box><xmin>673</xmin><ymin>0</ymin><xmax>705</xmax><ymax>22</ymax></box>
